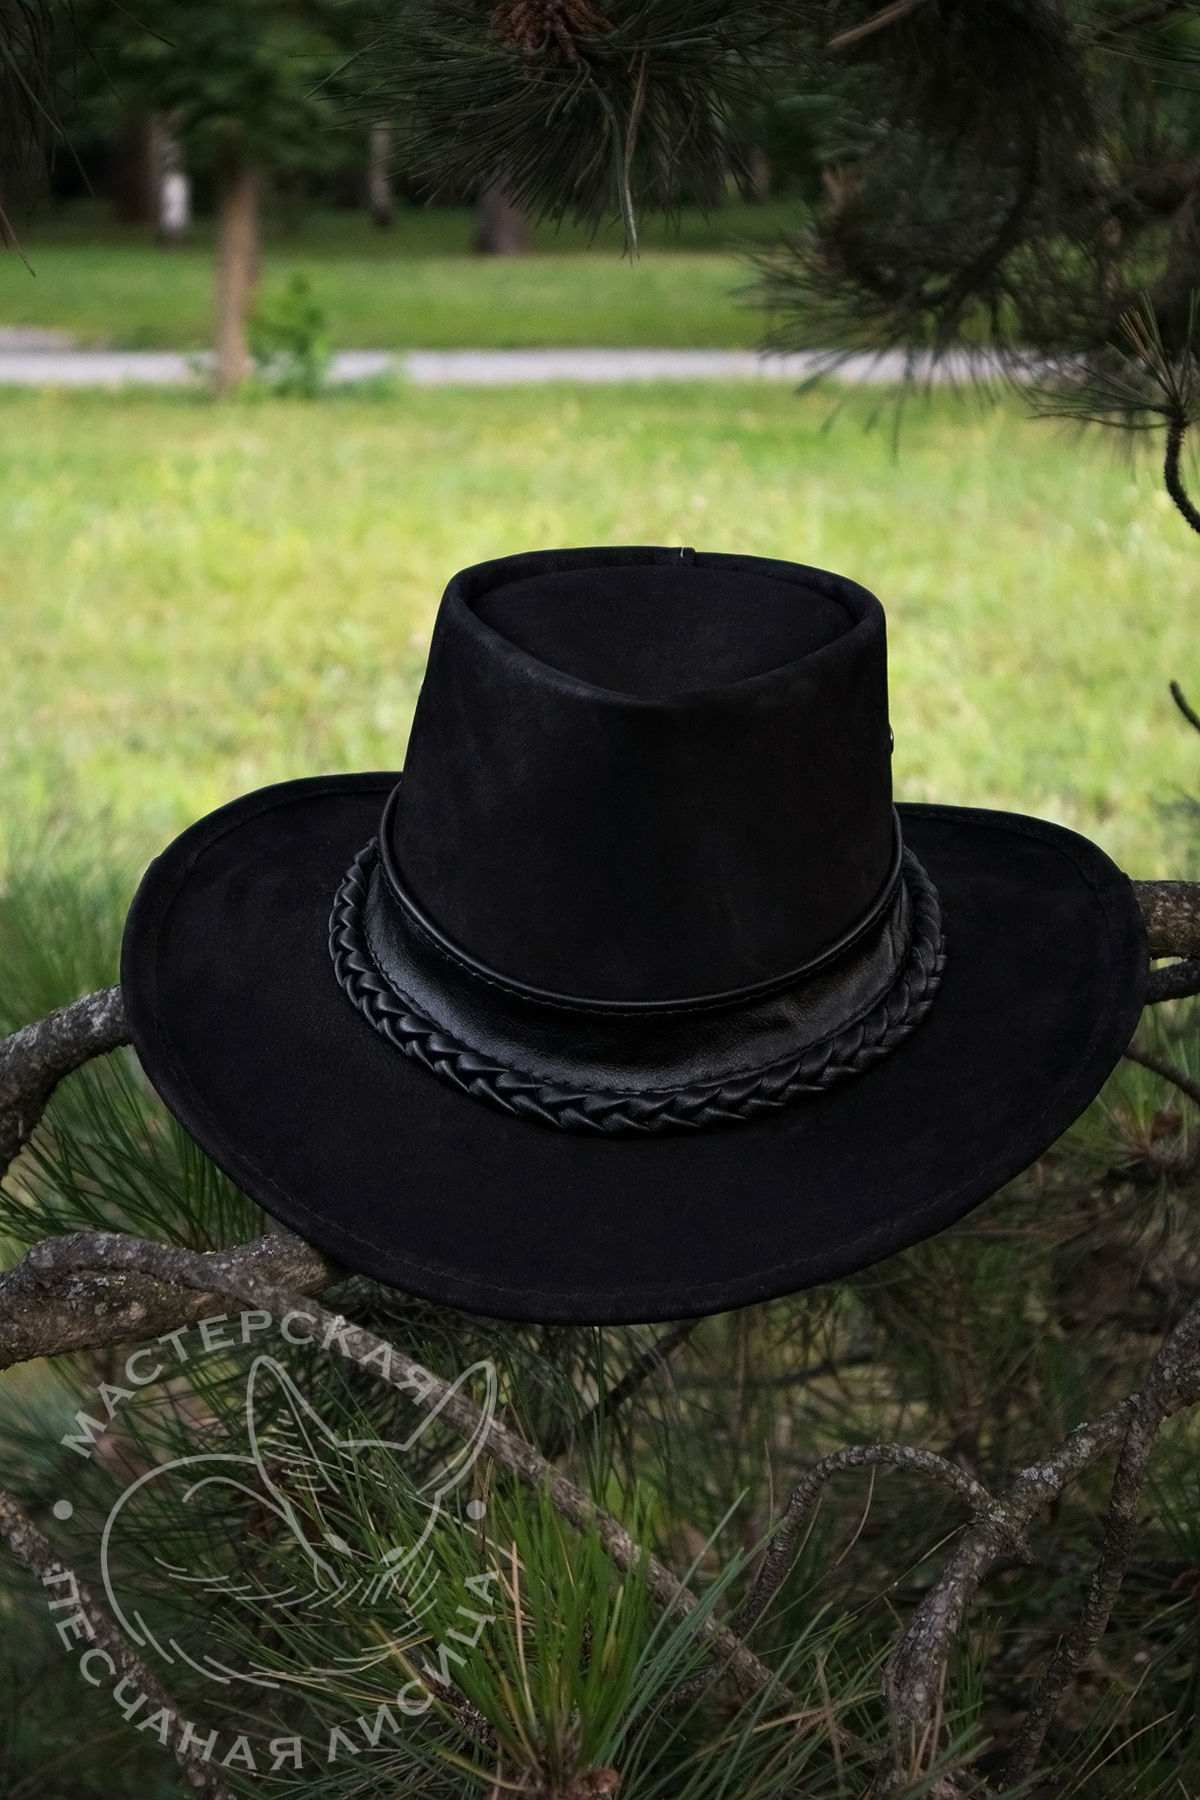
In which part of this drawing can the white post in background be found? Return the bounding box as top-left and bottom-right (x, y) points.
(156, 126), (192, 246)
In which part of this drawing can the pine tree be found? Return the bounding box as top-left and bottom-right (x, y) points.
(0, 0), (60, 239)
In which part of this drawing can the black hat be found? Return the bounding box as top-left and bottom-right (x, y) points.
(120, 547), (1147, 1324)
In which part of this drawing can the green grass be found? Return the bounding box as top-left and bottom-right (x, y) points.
(1, 381), (1197, 888)
(0, 202), (796, 350)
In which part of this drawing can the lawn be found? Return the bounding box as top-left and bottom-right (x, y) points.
(0, 381), (1196, 890)
(2, 377), (1199, 1800)
(0, 202), (795, 350)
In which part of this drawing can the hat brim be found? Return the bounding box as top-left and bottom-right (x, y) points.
(120, 775), (1147, 1324)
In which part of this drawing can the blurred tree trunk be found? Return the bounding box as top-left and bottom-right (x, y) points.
(114, 108), (157, 225)
(474, 176), (531, 254)
(214, 156), (261, 394)
(743, 146), (771, 202)
(367, 121), (394, 228)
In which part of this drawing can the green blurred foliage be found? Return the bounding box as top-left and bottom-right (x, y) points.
(249, 271), (333, 396)
(57, 0), (365, 181)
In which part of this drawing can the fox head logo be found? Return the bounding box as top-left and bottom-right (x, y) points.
(98, 1353), (498, 1688)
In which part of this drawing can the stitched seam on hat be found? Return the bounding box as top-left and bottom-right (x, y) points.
(144, 775), (398, 896)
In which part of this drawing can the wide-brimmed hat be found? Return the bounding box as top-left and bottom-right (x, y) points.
(121, 546), (1148, 1324)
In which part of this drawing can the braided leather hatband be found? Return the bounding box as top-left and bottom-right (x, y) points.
(328, 838), (946, 1137)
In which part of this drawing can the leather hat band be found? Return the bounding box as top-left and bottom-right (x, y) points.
(375, 782), (910, 1016)
(327, 818), (947, 1137)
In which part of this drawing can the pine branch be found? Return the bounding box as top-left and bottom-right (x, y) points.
(1132, 880), (1200, 957)
(356, 0), (795, 249)
(1170, 678), (1200, 734)
(1145, 958), (1200, 1002)
(14, 1234), (1178, 1795)
(1123, 1044), (1200, 1110)
(0, 1483), (236, 1798)
(0, 987), (129, 1181)
(827, 0), (931, 52)
(1164, 415), (1200, 536)
(1091, 0), (1195, 42)
(1000, 1293), (1200, 1784)
(543, 1317), (698, 1460)
(0, 1229), (333, 1370)
(730, 1444), (1003, 1642)
(873, 1395), (1140, 1793)
(11, 1229), (787, 1709)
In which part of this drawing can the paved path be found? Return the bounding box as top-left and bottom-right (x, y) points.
(0, 345), (1028, 388)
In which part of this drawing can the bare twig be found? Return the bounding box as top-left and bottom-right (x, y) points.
(1170, 678), (1200, 734)
(871, 1398), (1137, 1793)
(1164, 416), (1200, 537)
(543, 1318), (698, 1460)
(1146, 958), (1200, 1003)
(873, 1347), (1200, 1794)
(828, 0), (930, 52)
(730, 1444), (1000, 1641)
(619, 50), (649, 256)
(1001, 1296), (1200, 1784)
(1132, 880), (1200, 958)
(0, 987), (129, 1179)
(1123, 1043), (1200, 1109)
(0, 1483), (235, 1798)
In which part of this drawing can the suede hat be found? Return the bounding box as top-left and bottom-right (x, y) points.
(120, 546), (1148, 1324)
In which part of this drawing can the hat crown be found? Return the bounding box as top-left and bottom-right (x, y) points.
(387, 546), (893, 1003)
